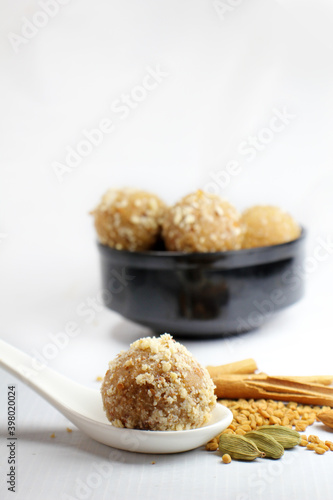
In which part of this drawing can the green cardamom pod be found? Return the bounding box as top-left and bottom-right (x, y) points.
(219, 434), (265, 461)
(256, 425), (301, 449)
(245, 431), (284, 459)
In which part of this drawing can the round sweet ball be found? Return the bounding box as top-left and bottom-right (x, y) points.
(101, 333), (216, 431)
(92, 188), (166, 251)
(162, 190), (243, 252)
(241, 205), (301, 249)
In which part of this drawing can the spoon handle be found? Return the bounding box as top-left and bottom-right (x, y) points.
(0, 339), (91, 412)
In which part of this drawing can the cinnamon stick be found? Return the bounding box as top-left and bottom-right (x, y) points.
(206, 358), (258, 378)
(275, 375), (333, 386)
(213, 374), (333, 407)
(250, 373), (333, 386)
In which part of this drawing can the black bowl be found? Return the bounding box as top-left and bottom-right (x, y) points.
(97, 230), (306, 338)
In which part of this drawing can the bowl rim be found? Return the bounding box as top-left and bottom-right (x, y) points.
(97, 228), (306, 270)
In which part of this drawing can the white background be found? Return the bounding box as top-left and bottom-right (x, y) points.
(1, 1), (333, 499)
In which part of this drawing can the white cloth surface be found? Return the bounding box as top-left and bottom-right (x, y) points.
(1, 0), (333, 499)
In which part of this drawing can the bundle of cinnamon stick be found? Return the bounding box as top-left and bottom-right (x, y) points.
(206, 358), (333, 407)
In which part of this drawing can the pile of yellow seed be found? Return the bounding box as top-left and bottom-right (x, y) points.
(299, 434), (333, 454)
(206, 398), (333, 456)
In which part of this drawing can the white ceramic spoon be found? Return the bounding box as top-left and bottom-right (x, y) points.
(0, 339), (233, 454)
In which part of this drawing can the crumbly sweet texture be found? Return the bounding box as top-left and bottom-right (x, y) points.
(101, 334), (216, 431)
(91, 188), (166, 251)
(162, 190), (243, 252)
(241, 205), (301, 249)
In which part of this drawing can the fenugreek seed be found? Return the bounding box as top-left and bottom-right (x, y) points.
(281, 416), (290, 426)
(258, 408), (270, 419)
(295, 421), (308, 432)
(314, 446), (326, 455)
(219, 434), (265, 461)
(240, 425), (252, 432)
(299, 440), (308, 447)
(206, 442), (219, 451)
(307, 443), (316, 450)
(286, 409), (295, 418)
(325, 441), (333, 451)
(222, 454), (232, 464)
(317, 443), (329, 452)
(256, 399), (266, 405)
(308, 435), (320, 444)
(235, 428), (246, 435)
(222, 429), (234, 434)
(269, 416), (281, 426)
(301, 435), (308, 441)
